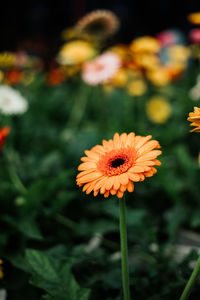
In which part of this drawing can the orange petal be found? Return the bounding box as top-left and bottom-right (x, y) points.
(137, 140), (160, 156)
(119, 173), (129, 185)
(94, 190), (99, 196)
(113, 176), (120, 190)
(110, 188), (117, 195)
(113, 132), (120, 148)
(128, 172), (140, 181)
(117, 190), (124, 198)
(120, 184), (127, 192)
(129, 166), (146, 173)
(104, 190), (110, 198)
(78, 172), (103, 184)
(126, 132), (135, 147)
(127, 180), (134, 192)
(78, 162), (97, 171)
(136, 150), (162, 161)
(85, 150), (100, 160)
(105, 176), (115, 190)
(135, 135), (152, 150)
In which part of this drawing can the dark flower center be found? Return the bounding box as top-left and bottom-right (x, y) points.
(111, 158), (125, 168)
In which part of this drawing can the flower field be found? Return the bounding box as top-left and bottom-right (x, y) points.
(1, 9), (200, 300)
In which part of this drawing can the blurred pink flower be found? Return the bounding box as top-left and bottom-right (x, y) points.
(82, 52), (121, 85)
(189, 28), (200, 43)
(156, 30), (178, 47)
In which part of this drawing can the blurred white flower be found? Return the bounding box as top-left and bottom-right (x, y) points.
(0, 85), (28, 115)
(0, 289), (7, 300)
(84, 232), (102, 253)
(189, 74), (200, 101)
(189, 85), (200, 101)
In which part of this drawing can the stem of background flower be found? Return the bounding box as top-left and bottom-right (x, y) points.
(119, 197), (131, 300)
(3, 149), (27, 195)
(67, 83), (91, 130)
(179, 256), (200, 300)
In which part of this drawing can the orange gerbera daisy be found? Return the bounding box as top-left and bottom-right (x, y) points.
(76, 132), (162, 198)
(187, 107), (200, 132)
(0, 127), (10, 149)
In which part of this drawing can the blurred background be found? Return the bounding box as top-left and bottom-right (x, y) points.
(1, 1), (200, 299)
(1, 0), (200, 62)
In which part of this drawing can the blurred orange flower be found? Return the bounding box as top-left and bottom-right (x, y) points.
(47, 68), (66, 86)
(0, 260), (3, 279)
(5, 69), (23, 85)
(187, 107), (200, 132)
(0, 127), (10, 149)
(188, 12), (200, 25)
(77, 132), (161, 198)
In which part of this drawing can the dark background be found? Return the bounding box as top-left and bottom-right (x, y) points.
(1, 0), (200, 58)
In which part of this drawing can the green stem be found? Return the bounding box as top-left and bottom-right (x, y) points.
(180, 256), (200, 300)
(119, 197), (131, 300)
(3, 149), (27, 195)
(67, 83), (91, 130)
(55, 213), (76, 230)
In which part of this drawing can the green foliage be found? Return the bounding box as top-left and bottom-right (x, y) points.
(25, 249), (90, 300)
(1, 69), (200, 299)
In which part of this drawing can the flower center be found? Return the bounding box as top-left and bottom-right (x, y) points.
(111, 158), (125, 168)
(97, 147), (136, 176)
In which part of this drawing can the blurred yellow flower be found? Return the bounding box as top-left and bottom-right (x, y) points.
(147, 67), (170, 86)
(110, 44), (132, 61)
(130, 36), (161, 54)
(188, 12), (200, 25)
(167, 45), (190, 64)
(0, 71), (4, 83)
(0, 52), (16, 68)
(134, 53), (160, 70)
(146, 97), (171, 123)
(58, 41), (96, 65)
(110, 68), (128, 87)
(127, 79), (147, 96)
(0, 260), (3, 279)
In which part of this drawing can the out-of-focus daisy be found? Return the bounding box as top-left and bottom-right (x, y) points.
(130, 36), (161, 54)
(133, 53), (160, 70)
(82, 52), (121, 86)
(146, 96), (171, 124)
(188, 12), (200, 25)
(0, 127), (10, 149)
(76, 132), (161, 198)
(75, 10), (120, 40)
(167, 45), (190, 65)
(189, 75), (200, 101)
(189, 28), (200, 44)
(58, 40), (96, 65)
(187, 107), (200, 132)
(189, 85), (200, 101)
(147, 67), (170, 86)
(5, 69), (23, 85)
(46, 68), (66, 86)
(127, 79), (147, 96)
(156, 30), (184, 47)
(109, 68), (128, 87)
(0, 85), (28, 115)
(0, 52), (16, 68)
(0, 260), (3, 279)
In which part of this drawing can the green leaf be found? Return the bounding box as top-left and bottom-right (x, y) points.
(25, 249), (91, 300)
